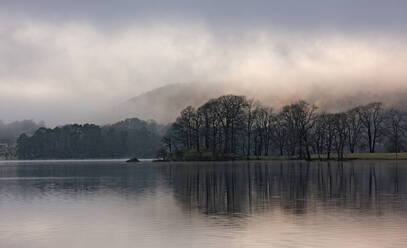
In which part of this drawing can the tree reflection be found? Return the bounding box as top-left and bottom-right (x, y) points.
(163, 161), (407, 215)
(1, 161), (406, 217)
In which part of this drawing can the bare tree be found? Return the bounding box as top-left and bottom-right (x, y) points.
(271, 112), (288, 156)
(162, 127), (176, 153)
(191, 110), (203, 152)
(332, 113), (348, 160)
(244, 99), (256, 159)
(174, 106), (196, 149)
(312, 113), (327, 160)
(252, 105), (273, 157)
(280, 105), (297, 157)
(281, 101), (317, 160)
(217, 95), (248, 154)
(322, 113), (335, 160)
(198, 99), (221, 157)
(359, 102), (385, 153)
(346, 107), (363, 153)
(385, 108), (406, 159)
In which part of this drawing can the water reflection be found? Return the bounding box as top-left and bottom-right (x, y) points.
(0, 160), (407, 248)
(1, 161), (406, 215)
(163, 161), (407, 215)
(0, 162), (166, 201)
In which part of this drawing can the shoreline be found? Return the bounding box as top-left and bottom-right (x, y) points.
(152, 152), (407, 162)
(2, 153), (407, 162)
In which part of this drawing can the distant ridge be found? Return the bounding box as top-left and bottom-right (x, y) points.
(98, 82), (231, 124)
(97, 82), (407, 124)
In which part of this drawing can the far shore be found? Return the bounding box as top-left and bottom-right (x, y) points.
(152, 152), (407, 162)
(2, 153), (407, 162)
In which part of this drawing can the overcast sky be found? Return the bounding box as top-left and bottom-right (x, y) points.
(1, 0), (407, 125)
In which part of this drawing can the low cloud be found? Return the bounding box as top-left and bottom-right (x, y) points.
(1, 18), (407, 125)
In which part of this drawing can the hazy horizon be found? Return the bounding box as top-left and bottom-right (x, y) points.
(1, 0), (407, 125)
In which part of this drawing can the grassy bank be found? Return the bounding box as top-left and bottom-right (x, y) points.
(252, 153), (407, 161)
(162, 149), (407, 162)
(342, 152), (407, 160)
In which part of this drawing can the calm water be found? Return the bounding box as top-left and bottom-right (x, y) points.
(1, 160), (407, 248)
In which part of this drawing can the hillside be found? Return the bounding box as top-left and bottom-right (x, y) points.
(98, 82), (407, 125)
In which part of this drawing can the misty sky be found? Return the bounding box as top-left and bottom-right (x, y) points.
(1, 0), (407, 125)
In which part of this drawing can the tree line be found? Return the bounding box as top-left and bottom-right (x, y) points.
(17, 118), (165, 159)
(161, 95), (407, 160)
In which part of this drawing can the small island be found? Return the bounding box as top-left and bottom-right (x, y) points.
(126, 157), (140, 163)
(158, 95), (407, 162)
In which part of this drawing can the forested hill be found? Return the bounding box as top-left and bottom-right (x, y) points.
(16, 118), (166, 159)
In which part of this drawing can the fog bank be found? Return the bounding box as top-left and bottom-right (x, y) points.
(1, 14), (407, 124)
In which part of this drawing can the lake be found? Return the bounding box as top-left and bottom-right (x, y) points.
(0, 160), (406, 247)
